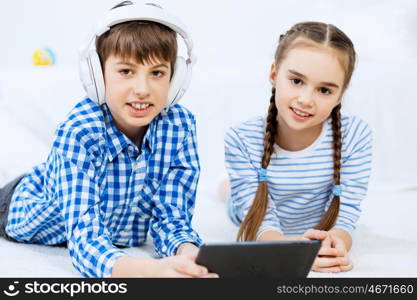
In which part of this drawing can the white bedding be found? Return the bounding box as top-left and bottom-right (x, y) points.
(0, 178), (416, 277)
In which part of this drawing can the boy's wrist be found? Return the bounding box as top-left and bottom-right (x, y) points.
(176, 242), (198, 256)
(111, 256), (155, 278)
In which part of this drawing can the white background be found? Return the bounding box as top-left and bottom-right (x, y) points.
(0, 0), (417, 278)
(1, 0), (417, 191)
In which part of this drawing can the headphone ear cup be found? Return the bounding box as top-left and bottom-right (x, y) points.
(89, 51), (106, 104)
(79, 50), (105, 104)
(167, 56), (188, 106)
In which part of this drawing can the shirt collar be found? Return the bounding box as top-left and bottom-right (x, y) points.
(102, 104), (156, 162)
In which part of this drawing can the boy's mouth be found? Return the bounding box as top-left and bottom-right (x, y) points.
(128, 102), (152, 110)
(127, 102), (153, 117)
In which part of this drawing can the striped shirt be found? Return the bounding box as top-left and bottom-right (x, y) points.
(224, 115), (372, 238)
(6, 98), (202, 277)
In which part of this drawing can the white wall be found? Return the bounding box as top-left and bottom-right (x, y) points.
(1, 0), (416, 190)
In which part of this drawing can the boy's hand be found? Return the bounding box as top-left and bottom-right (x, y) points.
(176, 242), (219, 278)
(152, 255), (214, 278)
(112, 255), (218, 278)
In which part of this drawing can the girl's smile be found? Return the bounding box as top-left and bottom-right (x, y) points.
(269, 43), (345, 151)
(290, 106), (314, 121)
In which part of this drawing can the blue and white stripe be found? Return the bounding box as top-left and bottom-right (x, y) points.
(225, 115), (372, 238)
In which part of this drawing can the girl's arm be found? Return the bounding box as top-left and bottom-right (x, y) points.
(332, 118), (373, 238)
(257, 230), (298, 241)
(257, 229), (328, 242)
(224, 127), (283, 239)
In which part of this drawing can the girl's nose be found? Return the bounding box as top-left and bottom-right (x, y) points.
(297, 89), (314, 106)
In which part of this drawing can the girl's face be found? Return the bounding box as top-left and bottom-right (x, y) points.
(270, 45), (346, 138)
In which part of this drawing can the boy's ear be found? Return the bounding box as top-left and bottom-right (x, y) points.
(269, 63), (277, 86)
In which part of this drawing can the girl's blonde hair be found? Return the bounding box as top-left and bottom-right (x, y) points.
(237, 22), (356, 241)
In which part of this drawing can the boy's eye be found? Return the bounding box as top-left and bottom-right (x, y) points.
(291, 78), (303, 85)
(119, 69), (133, 75)
(319, 87), (331, 95)
(151, 70), (165, 77)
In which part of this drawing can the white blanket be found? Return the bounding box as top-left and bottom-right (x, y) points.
(1, 182), (416, 277)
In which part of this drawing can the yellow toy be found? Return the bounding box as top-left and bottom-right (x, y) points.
(32, 48), (56, 66)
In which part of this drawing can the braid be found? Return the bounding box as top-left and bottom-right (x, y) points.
(237, 88), (278, 241)
(262, 88), (278, 167)
(332, 104), (342, 185)
(315, 104), (342, 230)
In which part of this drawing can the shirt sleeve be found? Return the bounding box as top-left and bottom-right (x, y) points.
(149, 120), (202, 257)
(224, 127), (282, 239)
(332, 119), (373, 235)
(53, 127), (125, 278)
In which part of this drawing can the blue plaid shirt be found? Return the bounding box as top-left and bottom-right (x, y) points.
(6, 98), (202, 277)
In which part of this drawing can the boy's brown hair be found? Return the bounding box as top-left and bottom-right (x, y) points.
(96, 2), (177, 76)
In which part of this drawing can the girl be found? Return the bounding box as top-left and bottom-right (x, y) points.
(224, 22), (372, 273)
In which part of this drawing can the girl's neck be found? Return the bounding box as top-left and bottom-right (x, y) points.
(276, 121), (323, 152)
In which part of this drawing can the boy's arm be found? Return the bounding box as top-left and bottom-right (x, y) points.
(149, 119), (202, 257)
(53, 129), (125, 278)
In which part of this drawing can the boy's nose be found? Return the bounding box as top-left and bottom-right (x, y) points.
(133, 76), (150, 98)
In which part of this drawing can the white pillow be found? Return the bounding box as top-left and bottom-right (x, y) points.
(0, 67), (85, 147)
(0, 109), (50, 185)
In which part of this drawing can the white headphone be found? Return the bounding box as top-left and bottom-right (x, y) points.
(78, 2), (195, 106)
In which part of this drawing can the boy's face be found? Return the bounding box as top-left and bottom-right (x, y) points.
(103, 54), (171, 141)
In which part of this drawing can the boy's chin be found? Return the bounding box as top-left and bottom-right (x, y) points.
(124, 105), (163, 126)
(128, 116), (154, 128)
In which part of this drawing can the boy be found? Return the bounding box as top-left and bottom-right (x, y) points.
(0, 1), (215, 278)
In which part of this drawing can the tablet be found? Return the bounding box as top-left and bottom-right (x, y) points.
(195, 240), (321, 278)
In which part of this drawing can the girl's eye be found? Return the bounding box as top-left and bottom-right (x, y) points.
(291, 78), (303, 85)
(119, 69), (132, 76)
(152, 70), (165, 77)
(319, 87), (331, 95)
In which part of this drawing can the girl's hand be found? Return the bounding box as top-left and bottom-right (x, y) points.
(329, 234), (353, 272)
(311, 233), (353, 273)
(301, 229), (328, 242)
(301, 229), (341, 273)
